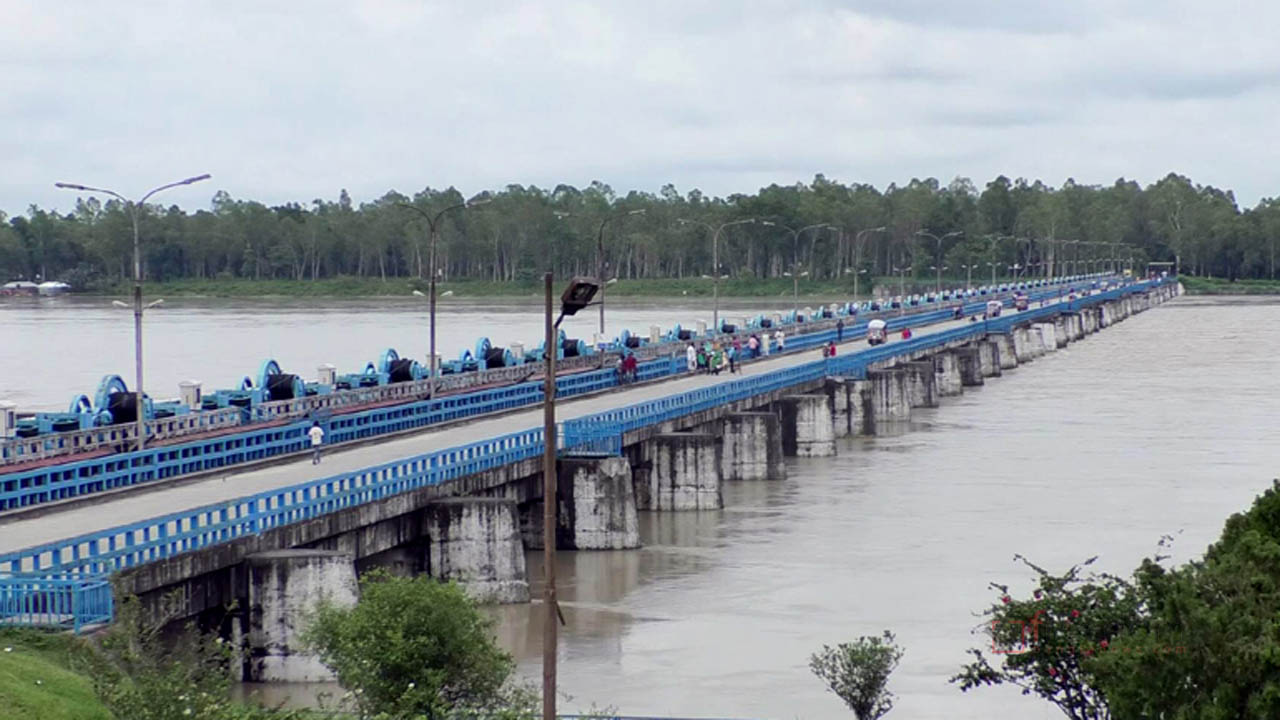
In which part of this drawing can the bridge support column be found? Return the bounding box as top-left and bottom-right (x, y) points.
(1034, 323), (1058, 354)
(830, 379), (874, 436)
(525, 456), (641, 550)
(977, 341), (1003, 377)
(722, 412), (786, 480)
(1012, 327), (1036, 364)
(425, 498), (529, 604)
(866, 369), (910, 431)
(903, 361), (939, 408)
(992, 334), (1019, 369)
(246, 550), (359, 683)
(933, 352), (964, 397)
(1051, 317), (1070, 348)
(776, 395), (836, 456)
(633, 433), (724, 510)
(956, 347), (984, 387)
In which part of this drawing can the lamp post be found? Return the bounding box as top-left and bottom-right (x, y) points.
(539, 274), (599, 720)
(916, 230), (963, 293)
(761, 221), (830, 315)
(398, 194), (489, 400)
(852, 226), (888, 299)
(677, 217), (755, 332)
(593, 209), (646, 341)
(959, 263), (978, 289)
(56, 173), (211, 452)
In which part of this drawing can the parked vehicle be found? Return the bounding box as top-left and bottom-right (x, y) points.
(866, 318), (887, 345)
(1014, 293), (1029, 311)
(985, 300), (1003, 318)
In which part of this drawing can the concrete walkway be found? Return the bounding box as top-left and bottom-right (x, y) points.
(0, 301), (1055, 555)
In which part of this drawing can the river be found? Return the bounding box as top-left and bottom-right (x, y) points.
(8, 294), (1273, 718)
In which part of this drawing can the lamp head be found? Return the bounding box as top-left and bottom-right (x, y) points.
(559, 276), (600, 316)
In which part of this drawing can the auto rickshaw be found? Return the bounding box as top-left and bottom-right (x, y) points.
(866, 318), (888, 345)
(1014, 293), (1029, 311)
(985, 300), (1003, 319)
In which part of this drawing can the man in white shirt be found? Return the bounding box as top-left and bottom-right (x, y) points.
(774, 329), (786, 352)
(686, 343), (697, 373)
(308, 421), (325, 464)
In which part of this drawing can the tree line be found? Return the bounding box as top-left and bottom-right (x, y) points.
(3, 172), (1278, 290)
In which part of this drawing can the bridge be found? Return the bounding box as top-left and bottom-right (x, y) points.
(0, 276), (1177, 682)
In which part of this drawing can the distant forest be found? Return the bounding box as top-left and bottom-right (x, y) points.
(2, 173), (1276, 289)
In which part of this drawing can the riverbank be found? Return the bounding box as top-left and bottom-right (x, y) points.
(1179, 276), (1280, 295)
(0, 629), (108, 720)
(90, 276), (941, 299)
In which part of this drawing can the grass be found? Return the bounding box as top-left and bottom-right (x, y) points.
(0, 629), (110, 720)
(92, 274), (978, 299)
(1180, 276), (1280, 295)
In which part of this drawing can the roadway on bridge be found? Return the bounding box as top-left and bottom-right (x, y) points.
(0, 299), (1067, 555)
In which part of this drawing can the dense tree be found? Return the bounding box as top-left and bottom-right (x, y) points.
(8, 173), (1276, 289)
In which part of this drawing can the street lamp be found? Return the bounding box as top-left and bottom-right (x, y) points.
(959, 263), (979, 289)
(56, 173), (211, 452)
(398, 193), (490, 400)
(594, 209), (646, 341)
(892, 265), (912, 300)
(677, 217), (755, 331)
(761, 221), (831, 315)
(851, 226), (888, 299)
(540, 273), (599, 720)
(916, 230), (963, 293)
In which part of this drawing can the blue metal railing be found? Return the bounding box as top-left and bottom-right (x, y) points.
(0, 572), (113, 633)
(0, 280), (1163, 630)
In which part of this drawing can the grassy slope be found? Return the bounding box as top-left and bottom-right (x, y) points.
(1180, 276), (1280, 295)
(0, 630), (110, 720)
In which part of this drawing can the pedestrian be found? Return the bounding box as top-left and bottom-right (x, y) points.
(902, 327), (913, 340)
(828, 341), (837, 357)
(686, 343), (697, 373)
(774, 328), (786, 352)
(727, 344), (738, 374)
(747, 334), (760, 358)
(836, 318), (844, 342)
(696, 347), (708, 373)
(308, 421), (325, 464)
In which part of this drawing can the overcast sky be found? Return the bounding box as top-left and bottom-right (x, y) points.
(4, 0), (1277, 215)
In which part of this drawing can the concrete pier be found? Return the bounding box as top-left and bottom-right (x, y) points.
(634, 433), (724, 510)
(903, 361), (939, 408)
(424, 498), (529, 604)
(992, 334), (1019, 370)
(721, 412), (786, 480)
(246, 550), (359, 683)
(955, 347), (984, 387)
(866, 369), (911, 431)
(550, 456), (640, 550)
(1051, 317), (1070, 348)
(933, 352), (964, 397)
(1011, 327), (1036, 364)
(978, 340), (1003, 377)
(776, 395), (836, 457)
(829, 379), (873, 437)
(1035, 323), (1059, 353)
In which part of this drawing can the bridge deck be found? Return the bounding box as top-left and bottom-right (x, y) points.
(0, 296), (1074, 558)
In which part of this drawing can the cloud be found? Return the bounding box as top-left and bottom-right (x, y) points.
(1, 0), (1277, 215)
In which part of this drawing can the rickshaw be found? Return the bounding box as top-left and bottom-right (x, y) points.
(1014, 293), (1029, 311)
(866, 318), (888, 345)
(985, 300), (1003, 319)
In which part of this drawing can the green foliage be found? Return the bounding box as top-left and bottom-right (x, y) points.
(809, 631), (904, 719)
(952, 555), (1142, 720)
(304, 570), (529, 720)
(0, 628), (111, 720)
(82, 596), (310, 720)
(1090, 481), (1280, 719)
(14, 172), (1276, 291)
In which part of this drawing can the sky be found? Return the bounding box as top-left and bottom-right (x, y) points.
(3, 0), (1277, 215)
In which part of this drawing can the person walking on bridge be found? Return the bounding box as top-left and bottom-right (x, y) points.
(308, 421), (325, 464)
(774, 328), (786, 353)
(686, 343), (697, 373)
(836, 318), (845, 342)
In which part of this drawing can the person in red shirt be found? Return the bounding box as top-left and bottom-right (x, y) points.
(902, 327), (913, 340)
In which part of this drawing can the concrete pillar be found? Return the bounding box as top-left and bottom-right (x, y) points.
(903, 360), (939, 408)
(866, 369), (911, 433)
(424, 498), (530, 603)
(530, 456), (641, 550)
(635, 433), (723, 511)
(722, 412), (786, 480)
(956, 346), (984, 387)
(776, 394), (836, 456)
(829, 379), (874, 436)
(978, 340), (1003, 377)
(1011, 327), (1035, 364)
(246, 550), (359, 683)
(992, 334), (1019, 369)
(933, 352), (964, 397)
(1034, 323), (1058, 354)
(1051, 317), (1070, 348)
